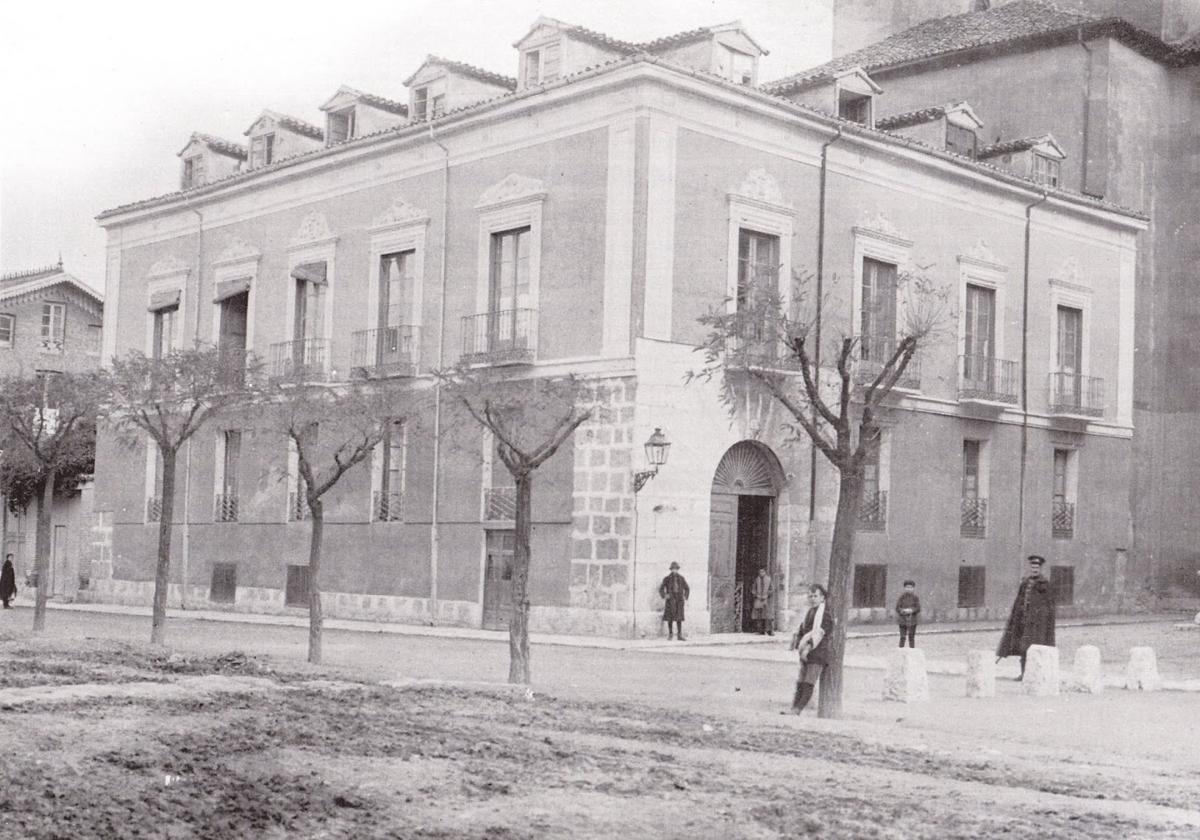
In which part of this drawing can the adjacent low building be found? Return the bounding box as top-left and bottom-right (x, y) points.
(91, 17), (1144, 635)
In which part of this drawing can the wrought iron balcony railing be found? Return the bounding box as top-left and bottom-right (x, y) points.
(352, 326), (420, 378)
(373, 491), (402, 522)
(268, 338), (330, 382)
(39, 336), (65, 354)
(214, 493), (239, 523)
(1047, 372), (1104, 418)
(854, 334), (921, 390)
(857, 489), (887, 531)
(146, 496), (162, 523)
(217, 348), (250, 390)
(461, 309), (537, 365)
(961, 497), (987, 538)
(288, 492), (309, 522)
(1052, 500), (1075, 539)
(484, 486), (517, 520)
(958, 355), (1019, 405)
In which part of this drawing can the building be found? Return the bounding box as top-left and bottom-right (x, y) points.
(0, 261), (105, 596)
(91, 16), (1142, 636)
(811, 0), (1200, 600)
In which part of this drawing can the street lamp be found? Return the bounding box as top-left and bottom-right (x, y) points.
(633, 428), (671, 493)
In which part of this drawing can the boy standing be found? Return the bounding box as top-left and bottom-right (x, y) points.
(895, 579), (920, 648)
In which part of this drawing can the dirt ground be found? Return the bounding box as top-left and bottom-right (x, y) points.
(2, 636), (1199, 840)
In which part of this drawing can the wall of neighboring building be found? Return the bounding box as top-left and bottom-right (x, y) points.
(0, 288), (102, 376)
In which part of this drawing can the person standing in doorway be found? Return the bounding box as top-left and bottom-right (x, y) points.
(895, 579), (921, 647)
(0, 554), (16, 609)
(659, 562), (690, 641)
(996, 555), (1056, 679)
(787, 584), (832, 714)
(751, 567), (774, 635)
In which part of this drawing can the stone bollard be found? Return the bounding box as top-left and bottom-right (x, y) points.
(965, 650), (996, 698)
(1125, 647), (1162, 691)
(1022, 645), (1060, 696)
(882, 648), (930, 703)
(1068, 645), (1104, 694)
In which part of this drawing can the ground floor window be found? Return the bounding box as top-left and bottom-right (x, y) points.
(957, 566), (985, 608)
(852, 564), (887, 608)
(1051, 565), (1074, 606)
(210, 563), (237, 604)
(482, 530), (515, 631)
(285, 564), (310, 607)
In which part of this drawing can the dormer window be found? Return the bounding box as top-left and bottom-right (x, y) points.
(523, 43), (562, 85)
(182, 155), (206, 189)
(327, 108), (356, 144)
(946, 123), (978, 158)
(838, 90), (872, 125)
(1032, 154), (1061, 187)
(413, 86), (445, 120)
(723, 46), (755, 85)
(250, 133), (275, 168)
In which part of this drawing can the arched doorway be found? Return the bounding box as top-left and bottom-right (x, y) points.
(708, 441), (785, 633)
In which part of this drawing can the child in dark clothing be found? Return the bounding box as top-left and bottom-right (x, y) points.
(896, 579), (920, 648)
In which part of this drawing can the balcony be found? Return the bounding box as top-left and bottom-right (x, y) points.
(1047, 372), (1104, 419)
(288, 492), (309, 523)
(728, 320), (800, 371)
(352, 326), (420, 379)
(484, 486), (516, 521)
(373, 491), (403, 522)
(857, 489), (887, 531)
(217, 348), (250, 390)
(214, 493), (239, 523)
(268, 338), (330, 382)
(961, 497), (987, 538)
(39, 335), (64, 355)
(854, 334), (921, 391)
(461, 309), (537, 366)
(146, 496), (162, 523)
(1052, 500), (1075, 539)
(958, 355), (1018, 407)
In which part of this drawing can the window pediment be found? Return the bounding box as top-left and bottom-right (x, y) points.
(475, 174), (547, 210)
(213, 237), (261, 268)
(148, 256), (190, 280)
(728, 168), (792, 215)
(370, 197), (430, 232)
(853, 211), (911, 248)
(289, 211), (337, 249)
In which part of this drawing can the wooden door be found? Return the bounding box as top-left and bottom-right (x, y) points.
(482, 530), (515, 630)
(708, 494), (738, 633)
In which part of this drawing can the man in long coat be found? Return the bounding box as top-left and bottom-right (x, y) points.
(996, 554), (1056, 678)
(659, 562), (690, 641)
(0, 554), (17, 609)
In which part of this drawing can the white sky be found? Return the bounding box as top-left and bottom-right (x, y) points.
(0, 0), (832, 292)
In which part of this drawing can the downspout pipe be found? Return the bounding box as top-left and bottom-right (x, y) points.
(1018, 190), (1049, 553)
(810, 126), (844, 524)
(181, 205), (204, 609)
(427, 121), (450, 625)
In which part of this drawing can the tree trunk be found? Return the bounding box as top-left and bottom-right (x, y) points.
(31, 471), (54, 633)
(150, 448), (177, 646)
(307, 498), (325, 665)
(508, 471), (533, 685)
(818, 466), (862, 719)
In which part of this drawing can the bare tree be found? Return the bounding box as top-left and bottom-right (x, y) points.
(256, 375), (424, 664)
(437, 367), (595, 684)
(103, 347), (249, 645)
(693, 270), (949, 718)
(0, 371), (102, 631)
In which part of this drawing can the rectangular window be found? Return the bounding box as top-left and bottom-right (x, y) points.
(838, 91), (871, 125)
(964, 284), (995, 360)
(327, 108), (355, 143)
(524, 49), (541, 83)
(1052, 448), (1075, 539)
(379, 251), (414, 330)
(285, 564), (310, 607)
(431, 94), (445, 118)
(413, 87), (428, 120)
(1052, 448), (1069, 504)
(961, 439), (987, 538)
(152, 306), (178, 359)
(736, 229), (780, 312)
(375, 419), (405, 522)
(294, 270), (326, 342)
(946, 123), (977, 158)
(183, 155), (205, 188)
(726, 47), (754, 84)
(962, 440), (980, 500)
(41, 303), (66, 353)
(852, 564), (887, 608)
(0, 314), (13, 348)
(957, 566), (986, 608)
(1032, 154), (1061, 187)
(1050, 566), (1074, 606)
(541, 43), (561, 82)
(289, 422), (319, 522)
(857, 431), (887, 531)
(860, 258), (897, 360)
(210, 563), (237, 604)
(216, 430), (241, 522)
(489, 227), (531, 313)
(250, 133), (275, 167)
(1056, 306), (1082, 374)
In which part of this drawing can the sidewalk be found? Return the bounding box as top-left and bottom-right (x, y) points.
(33, 600), (1195, 688)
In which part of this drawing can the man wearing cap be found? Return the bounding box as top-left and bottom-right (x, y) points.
(996, 554), (1057, 679)
(659, 562), (690, 641)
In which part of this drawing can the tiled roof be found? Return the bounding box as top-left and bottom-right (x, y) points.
(0, 264), (103, 304)
(763, 0), (1186, 93)
(246, 110), (324, 140)
(519, 17), (765, 56)
(97, 53), (1146, 224)
(0, 261), (63, 289)
(876, 106), (954, 131)
(643, 21), (768, 55)
(179, 132), (247, 159)
(355, 90), (409, 116)
(551, 21), (639, 54)
(405, 55), (517, 90)
(978, 134), (1061, 159)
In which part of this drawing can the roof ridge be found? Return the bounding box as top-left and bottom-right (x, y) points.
(0, 260), (63, 282)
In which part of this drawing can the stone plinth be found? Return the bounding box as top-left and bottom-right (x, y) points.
(965, 650), (996, 698)
(1125, 647), (1162, 691)
(1067, 645), (1103, 693)
(882, 648), (929, 703)
(1022, 645), (1060, 697)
